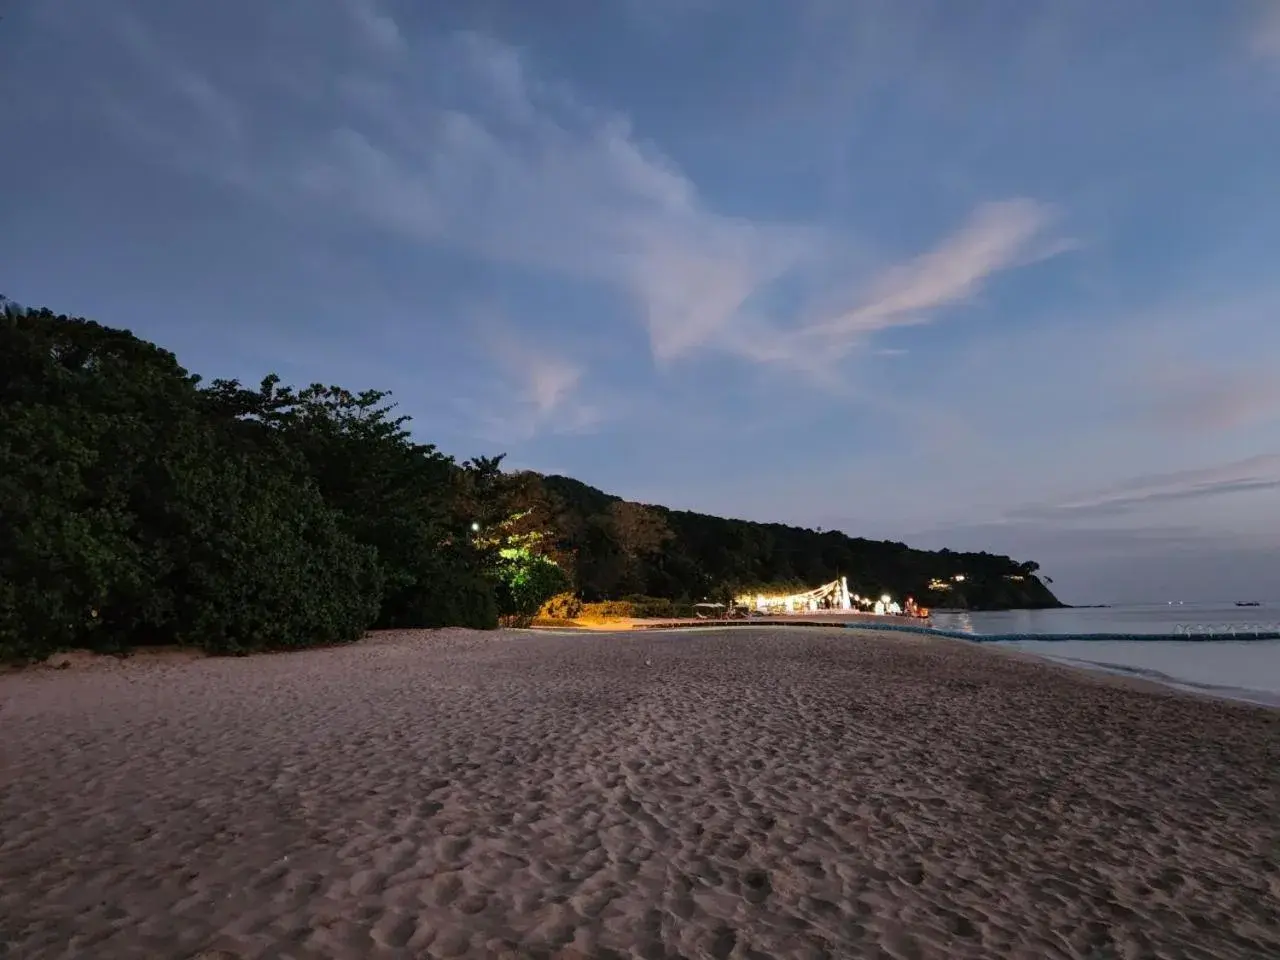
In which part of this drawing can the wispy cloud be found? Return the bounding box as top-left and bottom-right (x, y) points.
(94, 4), (1061, 378)
(815, 201), (1054, 340)
(723, 199), (1062, 379)
(913, 520), (1226, 556)
(280, 27), (823, 366)
(790, 199), (1061, 364)
(459, 311), (603, 444)
(100, 9), (246, 176)
(1012, 453), (1280, 520)
(1248, 0), (1280, 60)
(343, 0), (405, 57)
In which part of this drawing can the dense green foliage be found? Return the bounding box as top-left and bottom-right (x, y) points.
(529, 475), (1063, 611)
(0, 304), (540, 660)
(1, 302), (1058, 660)
(494, 548), (570, 626)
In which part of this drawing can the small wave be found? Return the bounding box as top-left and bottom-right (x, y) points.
(1173, 622), (1280, 636)
(842, 622), (1280, 643)
(1048, 656), (1175, 682)
(1040, 654), (1280, 708)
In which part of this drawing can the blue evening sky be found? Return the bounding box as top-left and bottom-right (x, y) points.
(3, 0), (1279, 603)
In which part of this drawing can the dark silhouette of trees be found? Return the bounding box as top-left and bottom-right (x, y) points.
(1, 306), (383, 658)
(1, 301), (1060, 661)
(533, 475), (1062, 611)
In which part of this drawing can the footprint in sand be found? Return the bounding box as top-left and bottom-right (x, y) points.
(741, 869), (772, 904)
(429, 872), (464, 907)
(670, 892), (696, 920)
(807, 896), (839, 918)
(945, 912), (980, 939)
(437, 835), (472, 861)
(456, 891), (490, 915)
(708, 926), (738, 959)
(899, 861), (925, 886)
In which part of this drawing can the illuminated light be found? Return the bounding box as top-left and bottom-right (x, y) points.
(470, 522), (481, 532)
(953, 574), (966, 582)
(880, 594), (891, 604)
(734, 578), (856, 613)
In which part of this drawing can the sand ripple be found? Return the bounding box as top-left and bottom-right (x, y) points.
(1, 628), (1277, 959)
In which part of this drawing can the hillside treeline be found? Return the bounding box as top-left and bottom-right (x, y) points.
(1, 303), (1059, 660)
(525, 475), (1063, 611)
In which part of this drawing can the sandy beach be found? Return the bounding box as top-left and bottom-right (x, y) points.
(2, 628), (1277, 960)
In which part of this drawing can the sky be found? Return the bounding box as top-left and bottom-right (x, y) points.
(2, 0), (1280, 604)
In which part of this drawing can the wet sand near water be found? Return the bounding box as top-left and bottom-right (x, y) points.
(2, 627), (1277, 959)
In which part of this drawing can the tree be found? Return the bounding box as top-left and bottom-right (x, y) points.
(1, 298), (1063, 662)
(493, 548), (569, 624)
(201, 376), (496, 629)
(610, 501), (672, 556)
(533, 475), (1063, 611)
(0, 307), (382, 659)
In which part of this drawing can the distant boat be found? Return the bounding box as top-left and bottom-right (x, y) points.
(1235, 601), (1261, 607)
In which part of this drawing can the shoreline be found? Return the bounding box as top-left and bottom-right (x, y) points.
(1007, 645), (1280, 711)
(12, 620), (1279, 712)
(540, 618), (1280, 712)
(933, 632), (1280, 713)
(3, 627), (1277, 958)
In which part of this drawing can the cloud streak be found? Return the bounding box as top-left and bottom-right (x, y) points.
(100, 8), (247, 177)
(460, 310), (603, 444)
(762, 199), (1062, 368)
(1012, 454), (1280, 520)
(1248, 0), (1280, 60)
(96, 3), (1062, 378)
(814, 200), (1054, 339)
(284, 28), (823, 367)
(343, 0), (405, 57)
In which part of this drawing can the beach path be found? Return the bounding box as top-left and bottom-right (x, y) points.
(2, 628), (1277, 959)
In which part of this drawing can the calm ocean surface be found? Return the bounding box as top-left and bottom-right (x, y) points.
(928, 603), (1280, 708)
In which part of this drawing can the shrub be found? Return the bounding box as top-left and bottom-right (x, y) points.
(494, 549), (569, 620)
(538, 592), (583, 620)
(635, 597), (676, 618)
(389, 566), (499, 630)
(574, 597), (692, 620)
(580, 600), (635, 619)
(171, 463), (384, 656)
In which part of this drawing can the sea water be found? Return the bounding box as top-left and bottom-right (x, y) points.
(928, 603), (1280, 708)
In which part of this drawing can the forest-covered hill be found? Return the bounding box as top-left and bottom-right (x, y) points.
(1, 301), (1058, 660)
(529, 475), (1063, 611)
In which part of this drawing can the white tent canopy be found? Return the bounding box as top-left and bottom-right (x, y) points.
(737, 577), (853, 614)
